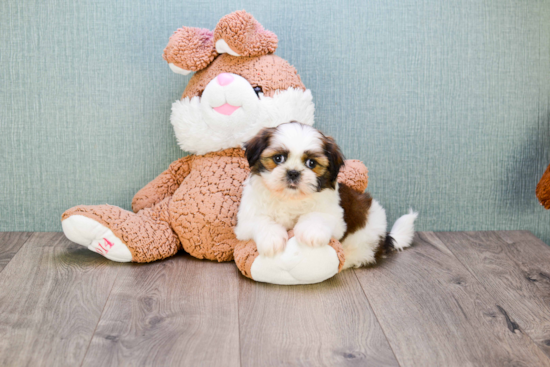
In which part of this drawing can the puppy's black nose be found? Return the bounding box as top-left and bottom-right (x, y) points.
(287, 170), (301, 181)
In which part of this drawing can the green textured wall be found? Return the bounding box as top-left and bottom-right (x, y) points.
(2, 1), (550, 243)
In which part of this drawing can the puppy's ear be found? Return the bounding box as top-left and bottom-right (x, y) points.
(322, 136), (346, 185)
(244, 128), (276, 169)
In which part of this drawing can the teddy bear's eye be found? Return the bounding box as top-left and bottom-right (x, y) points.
(253, 86), (263, 97)
(305, 159), (317, 169)
(273, 155), (285, 164)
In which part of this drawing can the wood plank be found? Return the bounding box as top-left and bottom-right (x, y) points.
(497, 231), (550, 306)
(0, 232), (124, 367)
(238, 269), (399, 367)
(81, 254), (241, 367)
(355, 232), (550, 367)
(0, 232), (32, 272)
(435, 230), (550, 357)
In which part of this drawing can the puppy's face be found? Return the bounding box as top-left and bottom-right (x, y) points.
(245, 122), (345, 199)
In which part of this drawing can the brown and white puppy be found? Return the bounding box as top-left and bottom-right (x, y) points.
(235, 122), (418, 268)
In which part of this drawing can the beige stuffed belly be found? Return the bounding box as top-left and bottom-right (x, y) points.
(169, 155), (249, 261)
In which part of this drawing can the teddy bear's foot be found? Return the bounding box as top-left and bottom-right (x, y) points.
(62, 199), (181, 263)
(62, 215), (132, 262)
(234, 232), (346, 285)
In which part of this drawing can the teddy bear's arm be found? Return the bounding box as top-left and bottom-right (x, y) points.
(131, 155), (194, 213)
(338, 159), (369, 193)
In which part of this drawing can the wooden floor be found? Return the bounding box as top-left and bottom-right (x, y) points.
(1, 231), (550, 366)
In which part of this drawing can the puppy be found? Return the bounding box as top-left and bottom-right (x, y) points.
(235, 122), (418, 269)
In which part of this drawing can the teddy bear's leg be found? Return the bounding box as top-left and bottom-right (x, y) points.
(62, 198), (180, 263)
(233, 240), (258, 279)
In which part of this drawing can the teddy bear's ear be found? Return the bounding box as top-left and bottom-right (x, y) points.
(163, 27), (218, 75)
(213, 10), (278, 57)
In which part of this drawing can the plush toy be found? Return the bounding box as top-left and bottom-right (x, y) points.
(537, 164), (550, 209)
(61, 11), (369, 285)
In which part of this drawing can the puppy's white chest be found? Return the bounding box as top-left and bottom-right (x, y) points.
(260, 190), (338, 230)
(266, 204), (309, 230)
(240, 175), (343, 231)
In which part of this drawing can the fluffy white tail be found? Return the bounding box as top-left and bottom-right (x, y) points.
(342, 202), (418, 269)
(389, 209), (418, 250)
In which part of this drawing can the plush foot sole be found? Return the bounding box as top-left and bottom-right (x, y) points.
(62, 215), (132, 262)
(250, 237), (340, 285)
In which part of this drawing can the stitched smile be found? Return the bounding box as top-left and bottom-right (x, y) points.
(213, 103), (240, 116)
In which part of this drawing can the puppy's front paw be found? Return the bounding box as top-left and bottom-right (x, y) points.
(255, 226), (289, 257)
(294, 221), (332, 248)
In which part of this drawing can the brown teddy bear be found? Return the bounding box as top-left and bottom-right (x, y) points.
(61, 11), (369, 284)
(537, 164), (550, 208)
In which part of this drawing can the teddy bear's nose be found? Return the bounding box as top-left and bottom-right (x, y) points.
(217, 73), (234, 86)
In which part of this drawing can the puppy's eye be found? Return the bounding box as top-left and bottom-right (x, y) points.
(253, 86), (263, 97)
(305, 159), (317, 169)
(273, 155), (286, 164)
